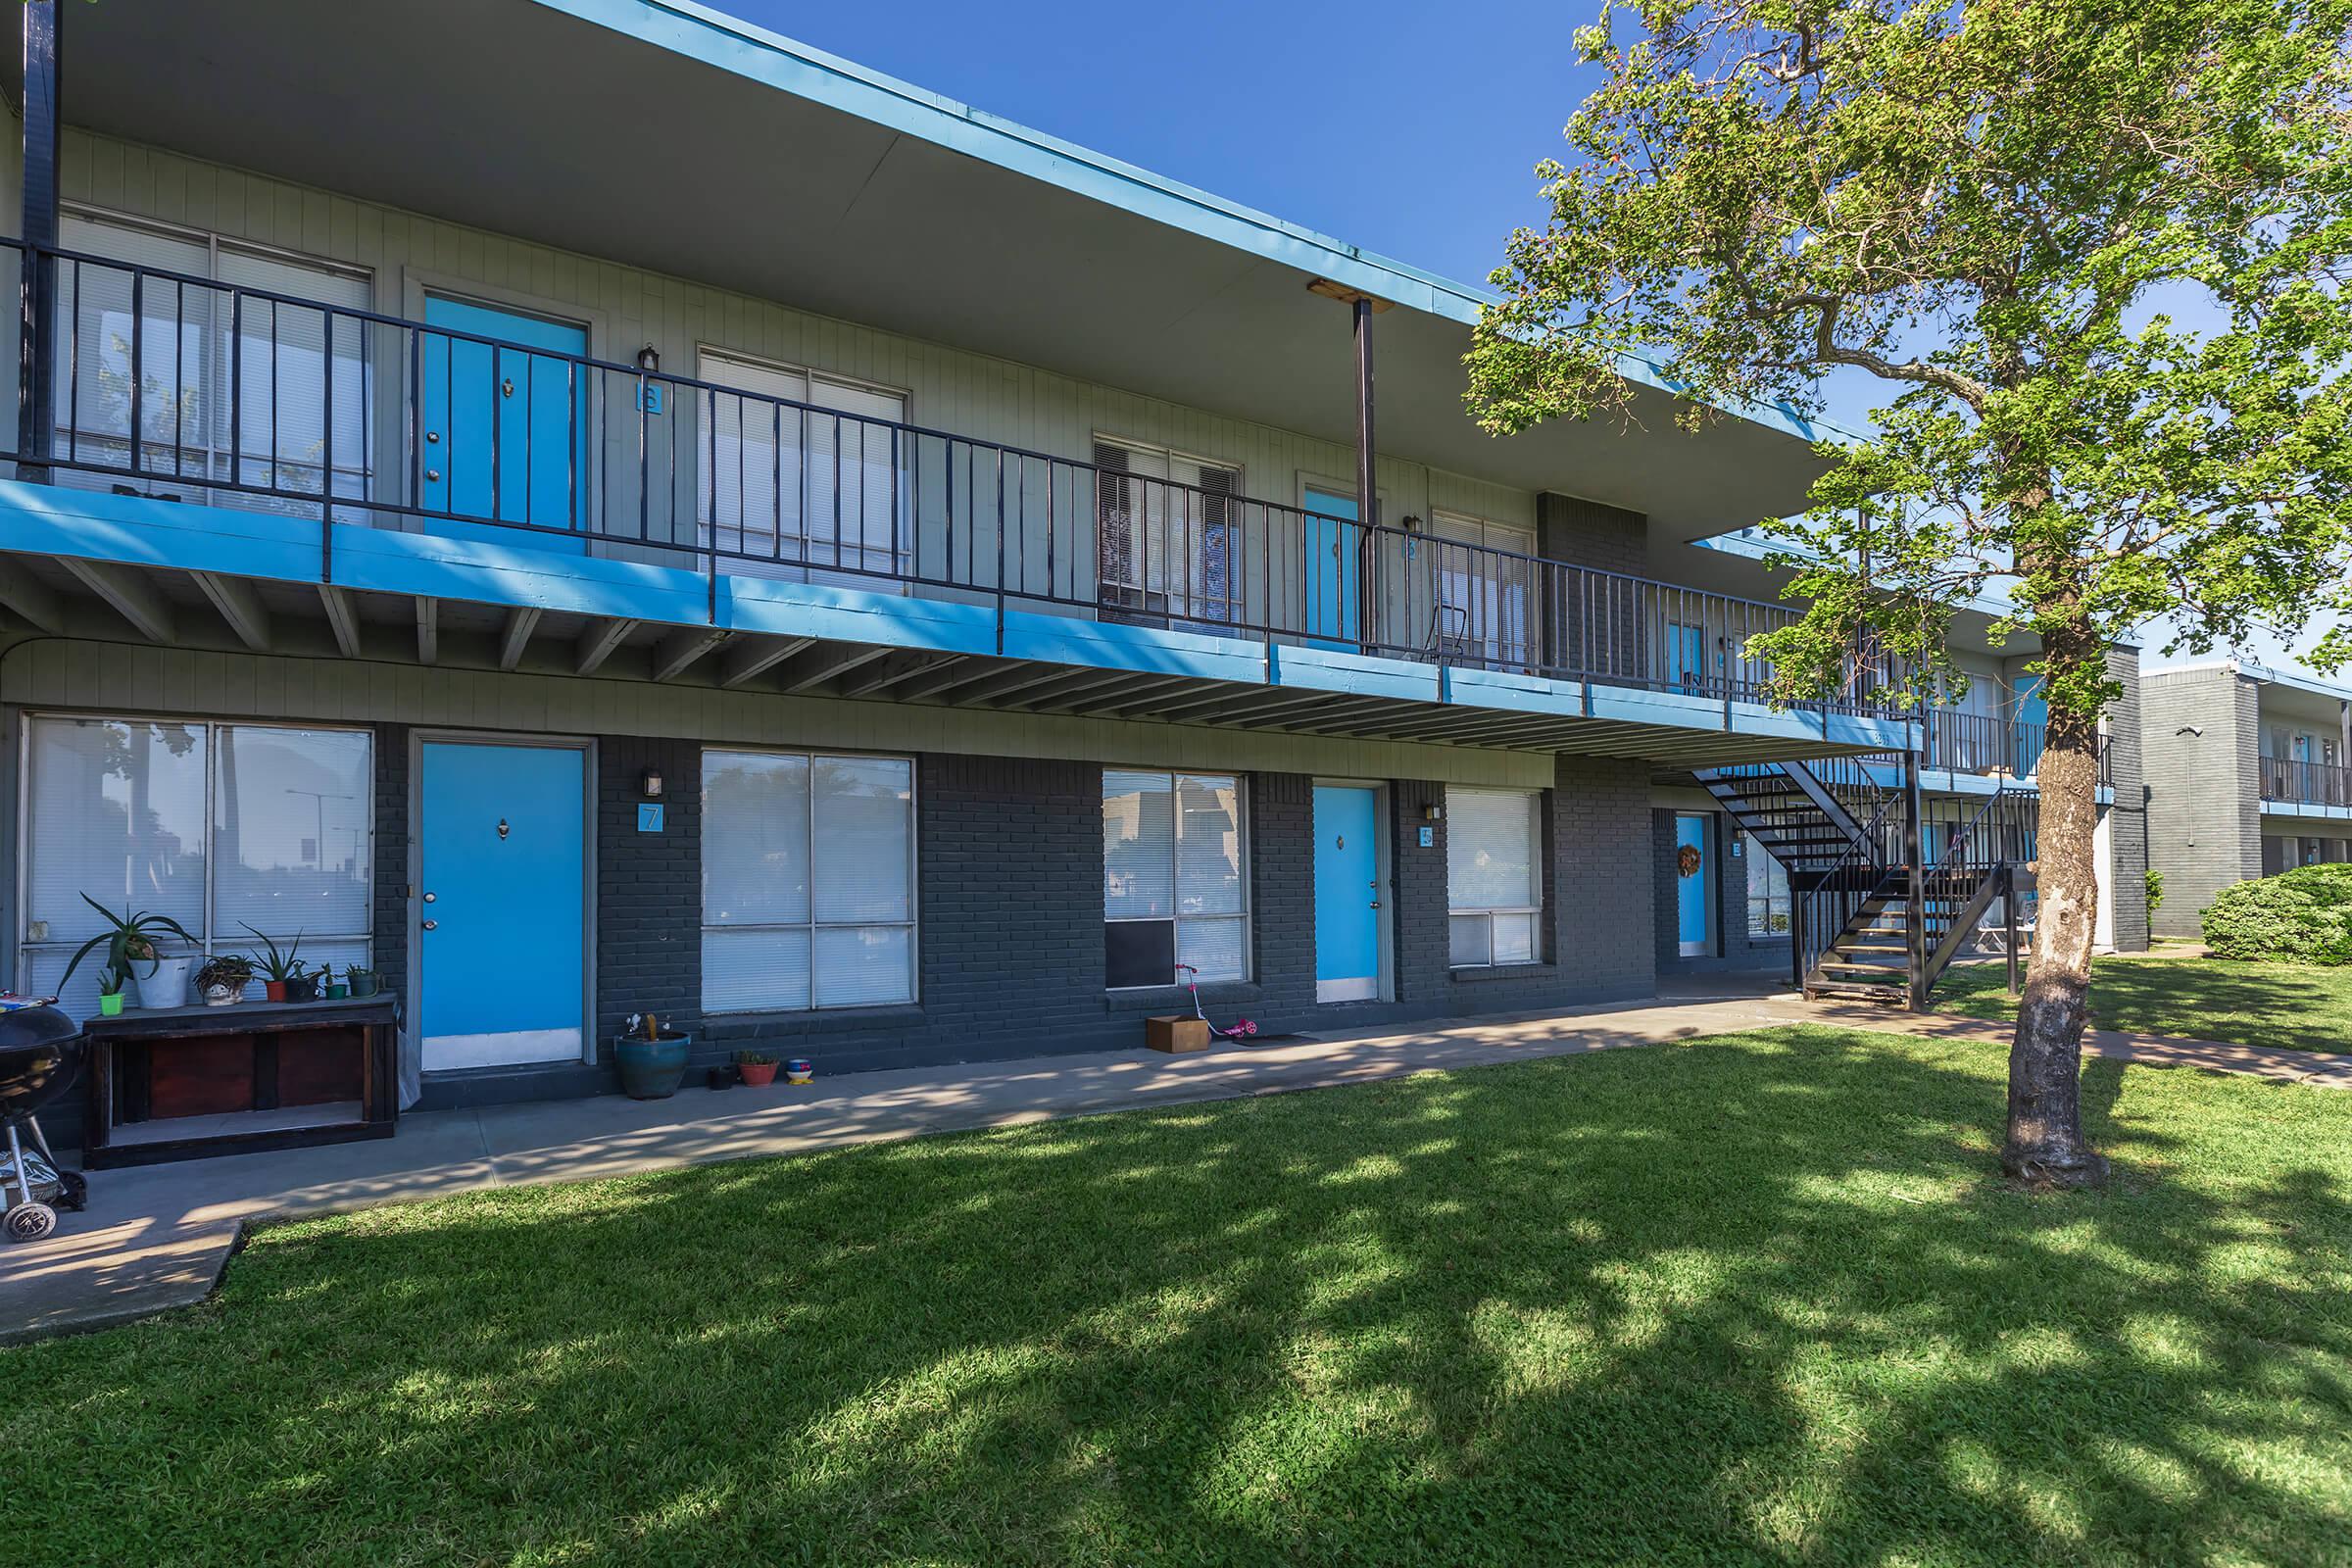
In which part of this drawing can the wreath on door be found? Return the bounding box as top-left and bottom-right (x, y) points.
(1677, 843), (1703, 879)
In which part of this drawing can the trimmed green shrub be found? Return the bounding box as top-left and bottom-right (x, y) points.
(2201, 863), (2352, 963)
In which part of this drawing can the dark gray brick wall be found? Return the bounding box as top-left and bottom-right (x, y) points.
(371, 723), (409, 1004)
(596, 735), (703, 1052)
(2144, 666), (2261, 937)
(1552, 755), (1658, 999)
(1537, 493), (1649, 576)
(1652, 808), (1793, 976)
(404, 742), (1667, 1113)
(2102, 645), (2150, 952)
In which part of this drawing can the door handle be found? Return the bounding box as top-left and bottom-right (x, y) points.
(422, 892), (437, 904)
(425, 430), (440, 445)
(421, 919), (438, 931)
(1369, 901), (1381, 909)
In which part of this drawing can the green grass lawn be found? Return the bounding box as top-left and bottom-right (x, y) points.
(6, 1026), (2352, 1566)
(1939, 952), (2352, 1054)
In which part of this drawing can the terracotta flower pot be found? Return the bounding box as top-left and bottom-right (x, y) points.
(264, 980), (288, 1003)
(738, 1060), (778, 1087)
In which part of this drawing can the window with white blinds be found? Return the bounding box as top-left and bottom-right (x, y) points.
(1431, 512), (1536, 668)
(1094, 437), (1242, 622)
(53, 211), (373, 514)
(1742, 833), (1791, 938)
(701, 750), (915, 1011)
(1446, 787), (1542, 967)
(697, 349), (908, 587)
(1102, 770), (1248, 987)
(17, 716), (373, 1016)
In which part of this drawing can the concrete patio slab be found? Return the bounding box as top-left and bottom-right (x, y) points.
(5, 990), (2346, 1346)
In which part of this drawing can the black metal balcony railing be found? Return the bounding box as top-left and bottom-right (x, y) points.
(1922, 708), (2112, 787)
(2262, 757), (2352, 808)
(1, 239), (1898, 715)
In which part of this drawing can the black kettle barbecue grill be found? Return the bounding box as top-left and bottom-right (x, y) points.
(0, 1004), (87, 1242)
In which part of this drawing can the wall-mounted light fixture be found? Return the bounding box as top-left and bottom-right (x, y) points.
(635, 344), (662, 375)
(641, 767), (664, 800)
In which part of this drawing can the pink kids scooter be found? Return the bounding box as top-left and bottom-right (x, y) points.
(1175, 963), (1258, 1042)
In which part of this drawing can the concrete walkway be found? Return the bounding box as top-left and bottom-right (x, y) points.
(5, 990), (2347, 1345)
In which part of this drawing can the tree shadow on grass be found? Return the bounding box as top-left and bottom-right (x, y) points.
(6, 1026), (2352, 1566)
(1939, 956), (2352, 1054)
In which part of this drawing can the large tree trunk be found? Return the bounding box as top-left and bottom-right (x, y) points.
(2003, 624), (2109, 1186)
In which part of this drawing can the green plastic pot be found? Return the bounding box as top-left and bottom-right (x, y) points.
(614, 1030), (691, 1100)
(98, 992), (124, 1017)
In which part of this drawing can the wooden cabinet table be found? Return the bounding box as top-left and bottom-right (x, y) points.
(81, 996), (400, 1168)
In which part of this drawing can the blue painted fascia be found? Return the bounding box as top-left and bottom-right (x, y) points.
(1268, 643), (1442, 703)
(1443, 664), (1587, 718)
(1001, 613), (1268, 683)
(726, 575), (1000, 658)
(2, 482), (1927, 756)
(540, 0), (1856, 451)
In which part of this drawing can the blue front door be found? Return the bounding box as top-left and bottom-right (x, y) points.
(1675, 813), (1711, 956)
(419, 741), (587, 1070)
(1313, 785), (1382, 1001)
(1665, 622), (1705, 690)
(1303, 487), (1360, 649)
(419, 295), (590, 549)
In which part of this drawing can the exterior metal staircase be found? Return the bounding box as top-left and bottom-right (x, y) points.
(1695, 758), (2035, 1004)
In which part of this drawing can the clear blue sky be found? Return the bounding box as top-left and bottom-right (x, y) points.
(725, 0), (2337, 679)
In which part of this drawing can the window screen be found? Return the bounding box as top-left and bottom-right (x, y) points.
(702, 750), (914, 1011)
(1103, 769), (1247, 986)
(1446, 787), (1542, 967)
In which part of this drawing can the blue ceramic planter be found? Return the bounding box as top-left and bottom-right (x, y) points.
(614, 1030), (691, 1100)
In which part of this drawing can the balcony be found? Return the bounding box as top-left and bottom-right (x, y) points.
(1921, 708), (2112, 789)
(0, 239), (1907, 761)
(2262, 757), (2352, 808)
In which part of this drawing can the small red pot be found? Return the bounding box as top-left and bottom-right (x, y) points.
(264, 980), (288, 1003)
(738, 1061), (778, 1087)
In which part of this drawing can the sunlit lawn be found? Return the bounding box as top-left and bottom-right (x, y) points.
(1939, 952), (2352, 1054)
(5, 1026), (2351, 1566)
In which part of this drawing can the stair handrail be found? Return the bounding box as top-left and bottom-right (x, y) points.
(1792, 777), (1905, 992)
(1921, 777), (2034, 986)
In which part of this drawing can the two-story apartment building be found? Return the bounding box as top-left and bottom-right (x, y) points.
(2145, 661), (2352, 936)
(0, 0), (2141, 1147)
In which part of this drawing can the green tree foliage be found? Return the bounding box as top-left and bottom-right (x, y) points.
(1468, 0), (2352, 1181)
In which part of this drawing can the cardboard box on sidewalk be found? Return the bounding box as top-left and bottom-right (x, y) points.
(1145, 1015), (1211, 1054)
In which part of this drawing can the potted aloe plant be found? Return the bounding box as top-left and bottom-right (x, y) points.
(195, 954), (255, 1006)
(58, 896), (201, 1011)
(242, 925), (305, 1003)
(95, 963), (129, 1018)
(736, 1051), (778, 1087)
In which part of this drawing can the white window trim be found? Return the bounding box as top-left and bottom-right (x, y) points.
(1102, 768), (1252, 990)
(699, 746), (920, 1014)
(1445, 786), (1544, 968)
(15, 710), (375, 1001)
